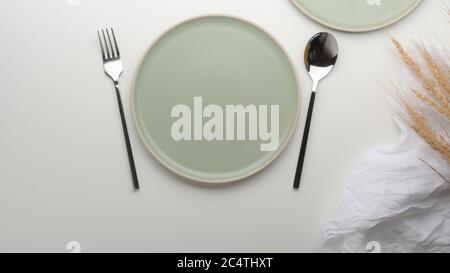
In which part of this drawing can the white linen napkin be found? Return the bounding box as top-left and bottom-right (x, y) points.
(323, 120), (450, 253)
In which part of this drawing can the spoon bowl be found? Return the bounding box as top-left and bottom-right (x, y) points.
(304, 32), (338, 91)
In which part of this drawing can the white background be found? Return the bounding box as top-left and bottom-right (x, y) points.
(0, 0), (446, 252)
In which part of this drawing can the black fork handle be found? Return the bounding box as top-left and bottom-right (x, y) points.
(115, 82), (140, 190)
(293, 91), (316, 189)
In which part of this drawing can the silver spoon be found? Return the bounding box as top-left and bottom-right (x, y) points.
(293, 32), (338, 189)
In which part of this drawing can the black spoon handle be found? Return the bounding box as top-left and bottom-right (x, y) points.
(115, 83), (140, 190)
(293, 91), (316, 189)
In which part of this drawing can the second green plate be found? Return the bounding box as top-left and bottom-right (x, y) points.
(292, 0), (422, 32)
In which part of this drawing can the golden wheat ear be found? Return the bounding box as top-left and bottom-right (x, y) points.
(390, 38), (450, 165)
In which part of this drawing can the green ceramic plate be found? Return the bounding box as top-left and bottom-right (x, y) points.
(132, 16), (300, 183)
(292, 0), (422, 32)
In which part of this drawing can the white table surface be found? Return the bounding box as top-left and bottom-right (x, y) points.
(0, 0), (445, 252)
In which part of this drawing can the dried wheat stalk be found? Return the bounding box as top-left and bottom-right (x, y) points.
(391, 38), (450, 167)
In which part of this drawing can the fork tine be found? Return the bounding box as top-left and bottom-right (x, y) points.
(111, 28), (120, 57)
(102, 29), (112, 59)
(106, 28), (116, 58)
(97, 30), (106, 60)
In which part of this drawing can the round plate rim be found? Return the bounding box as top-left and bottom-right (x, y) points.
(291, 0), (423, 32)
(131, 14), (301, 184)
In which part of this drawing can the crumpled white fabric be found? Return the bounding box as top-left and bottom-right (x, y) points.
(323, 120), (450, 253)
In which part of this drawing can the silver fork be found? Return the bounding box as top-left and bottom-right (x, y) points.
(98, 28), (139, 190)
